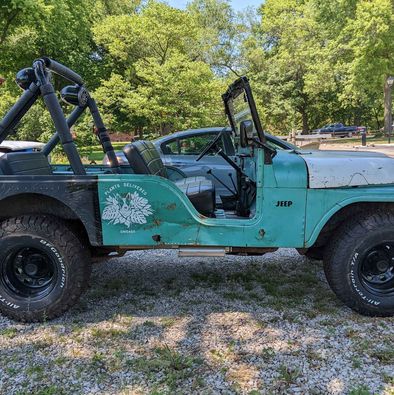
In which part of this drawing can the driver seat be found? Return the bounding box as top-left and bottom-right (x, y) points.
(123, 141), (215, 217)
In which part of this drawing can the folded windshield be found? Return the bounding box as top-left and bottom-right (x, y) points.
(222, 76), (265, 143)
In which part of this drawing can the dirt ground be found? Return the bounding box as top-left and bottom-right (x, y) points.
(0, 249), (393, 395)
(320, 140), (394, 157)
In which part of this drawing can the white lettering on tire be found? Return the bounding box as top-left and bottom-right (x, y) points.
(350, 252), (380, 306)
(39, 239), (66, 288)
(0, 294), (19, 309)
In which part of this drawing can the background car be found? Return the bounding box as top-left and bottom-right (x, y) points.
(104, 127), (297, 196)
(312, 123), (366, 137)
(0, 140), (44, 156)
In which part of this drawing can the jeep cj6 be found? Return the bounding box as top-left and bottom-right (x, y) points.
(0, 58), (393, 321)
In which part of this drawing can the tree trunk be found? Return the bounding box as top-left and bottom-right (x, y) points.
(373, 107), (381, 130)
(384, 76), (393, 139)
(301, 109), (309, 135)
(160, 123), (171, 136)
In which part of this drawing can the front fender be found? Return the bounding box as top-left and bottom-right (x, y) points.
(304, 186), (394, 247)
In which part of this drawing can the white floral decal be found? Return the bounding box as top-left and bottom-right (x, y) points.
(102, 192), (153, 228)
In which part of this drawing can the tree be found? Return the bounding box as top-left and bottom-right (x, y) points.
(246, 0), (327, 133)
(0, 0), (133, 140)
(337, 0), (394, 131)
(187, 0), (245, 76)
(92, 1), (225, 136)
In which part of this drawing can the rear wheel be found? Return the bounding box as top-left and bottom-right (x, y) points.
(324, 211), (394, 316)
(0, 216), (91, 322)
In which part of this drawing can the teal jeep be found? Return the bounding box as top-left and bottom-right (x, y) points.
(0, 58), (393, 322)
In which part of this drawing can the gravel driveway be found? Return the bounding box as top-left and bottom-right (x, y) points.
(0, 249), (393, 395)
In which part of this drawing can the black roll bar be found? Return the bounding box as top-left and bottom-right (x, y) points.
(33, 59), (86, 175)
(41, 57), (84, 86)
(87, 98), (121, 172)
(43, 104), (87, 156)
(0, 83), (40, 144)
(0, 57), (121, 174)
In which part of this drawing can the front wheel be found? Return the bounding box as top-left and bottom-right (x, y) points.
(324, 211), (394, 316)
(0, 216), (91, 322)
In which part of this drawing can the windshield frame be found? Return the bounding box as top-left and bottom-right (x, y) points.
(222, 76), (266, 144)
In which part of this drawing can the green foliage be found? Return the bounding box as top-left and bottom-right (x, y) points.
(245, 0), (394, 133)
(93, 1), (226, 135)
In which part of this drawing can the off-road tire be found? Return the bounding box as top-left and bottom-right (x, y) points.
(324, 210), (394, 316)
(0, 215), (91, 322)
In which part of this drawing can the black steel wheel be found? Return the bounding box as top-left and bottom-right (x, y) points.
(0, 216), (91, 322)
(324, 210), (394, 316)
(2, 247), (57, 299)
(359, 244), (394, 296)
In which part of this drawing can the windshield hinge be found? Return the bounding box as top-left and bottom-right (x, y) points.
(251, 138), (277, 164)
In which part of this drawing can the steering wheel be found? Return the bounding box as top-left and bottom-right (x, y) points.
(196, 132), (223, 162)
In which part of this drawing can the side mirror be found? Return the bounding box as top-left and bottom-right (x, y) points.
(239, 119), (254, 148)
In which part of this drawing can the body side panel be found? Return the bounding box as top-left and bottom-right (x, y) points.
(98, 150), (309, 248)
(305, 186), (394, 247)
(0, 175), (102, 245)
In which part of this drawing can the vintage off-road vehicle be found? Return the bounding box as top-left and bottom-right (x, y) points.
(0, 58), (393, 322)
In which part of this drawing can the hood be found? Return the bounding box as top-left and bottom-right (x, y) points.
(299, 150), (394, 188)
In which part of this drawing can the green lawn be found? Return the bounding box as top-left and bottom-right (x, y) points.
(80, 142), (129, 163)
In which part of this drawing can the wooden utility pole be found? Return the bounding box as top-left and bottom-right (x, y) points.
(384, 76), (394, 143)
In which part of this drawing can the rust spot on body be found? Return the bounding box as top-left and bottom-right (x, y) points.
(166, 203), (176, 210)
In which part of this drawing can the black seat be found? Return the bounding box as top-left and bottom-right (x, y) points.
(0, 152), (52, 175)
(123, 141), (215, 216)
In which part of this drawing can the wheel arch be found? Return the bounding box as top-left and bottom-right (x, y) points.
(0, 193), (95, 247)
(305, 201), (394, 250)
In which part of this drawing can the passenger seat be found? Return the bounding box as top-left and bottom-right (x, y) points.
(0, 152), (52, 175)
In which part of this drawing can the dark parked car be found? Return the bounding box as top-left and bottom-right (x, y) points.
(103, 127), (297, 196)
(312, 123), (366, 137)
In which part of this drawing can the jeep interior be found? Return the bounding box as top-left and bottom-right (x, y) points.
(0, 59), (275, 220)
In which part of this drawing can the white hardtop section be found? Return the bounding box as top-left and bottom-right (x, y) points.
(300, 150), (394, 188)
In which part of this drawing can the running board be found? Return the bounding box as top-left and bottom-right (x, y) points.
(178, 247), (227, 257)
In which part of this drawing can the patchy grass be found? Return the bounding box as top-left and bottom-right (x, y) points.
(90, 327), (127, 339)
(190, 259), (334, 313)
(369, 348), (394, 365)
(127, 345), (203, 390)
(81, 142), (129, 163)
(277, 364), (301, 384)
(348, 386), (373, 395)
(0, 327), (18, 338)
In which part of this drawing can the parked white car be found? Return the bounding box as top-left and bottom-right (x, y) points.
(0, 141), (44, 156)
